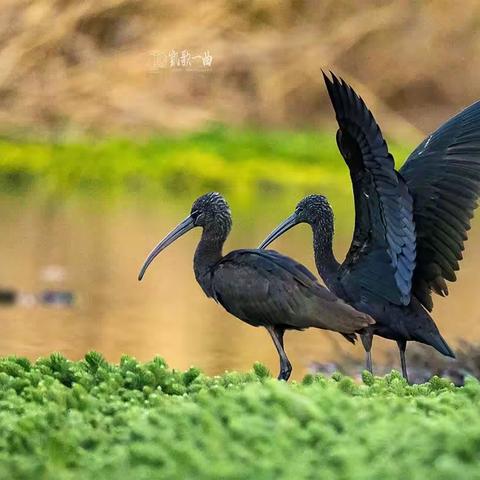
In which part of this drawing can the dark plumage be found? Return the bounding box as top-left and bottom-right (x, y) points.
(260, 73), (480, 380)
(138, 192), (373, 381)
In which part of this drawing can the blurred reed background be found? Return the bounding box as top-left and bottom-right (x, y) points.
(1, 0), (480, 378)
(0, 0), (478, 140)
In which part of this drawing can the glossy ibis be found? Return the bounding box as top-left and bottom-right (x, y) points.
(138, 192), (373, 380)
(260, 73), (480, 380)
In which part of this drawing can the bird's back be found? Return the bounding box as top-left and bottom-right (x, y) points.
(209, 249), (374, 333)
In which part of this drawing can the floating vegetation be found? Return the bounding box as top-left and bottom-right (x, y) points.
(0, 126), (411, 200)
(0, 353), (478, 479)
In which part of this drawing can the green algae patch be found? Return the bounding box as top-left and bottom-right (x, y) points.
(0, 353), (478, 479)
(0, 127), (411, 199)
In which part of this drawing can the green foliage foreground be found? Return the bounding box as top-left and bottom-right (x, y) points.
(0, 354), (479, 480)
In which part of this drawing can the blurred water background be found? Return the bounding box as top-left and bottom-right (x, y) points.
(0, 1), (480, 378)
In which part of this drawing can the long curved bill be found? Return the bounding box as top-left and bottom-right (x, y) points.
(138, 215), (195, 281)
(258, 213), (299, 249)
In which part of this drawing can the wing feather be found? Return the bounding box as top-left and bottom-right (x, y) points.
(323, 72), (416, 306)
(211, 249), (373, 333)
(400, 100), (480, 310)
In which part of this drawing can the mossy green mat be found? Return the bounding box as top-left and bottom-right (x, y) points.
(0, 353), (478, 479)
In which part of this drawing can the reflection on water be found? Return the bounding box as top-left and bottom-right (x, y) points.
(0, 192), (480, 380)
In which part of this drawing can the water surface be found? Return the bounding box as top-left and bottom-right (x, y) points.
(1, 192), (479, 379)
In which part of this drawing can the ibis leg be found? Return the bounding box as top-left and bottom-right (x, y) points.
(397, 339), (409, 383)
(266, 326), (292, 381)
(360, 331), (373, 374)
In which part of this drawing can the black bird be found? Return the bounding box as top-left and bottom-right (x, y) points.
(260, 73), (480, 380)
(138, 192), (373, 380)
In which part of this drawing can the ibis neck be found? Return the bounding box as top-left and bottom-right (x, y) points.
(312, 224), (341, 293)
(194, 227), (227, 297)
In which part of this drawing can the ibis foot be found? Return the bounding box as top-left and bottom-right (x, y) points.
(361, 331), (374, 374)
(266, 325), (292, 381)
(397, 339), (410, 384)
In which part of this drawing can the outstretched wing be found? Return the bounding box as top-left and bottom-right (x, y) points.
(211, 249), (373, 333)
(400, 100), (480, 311)
(323, 72), (416, 306)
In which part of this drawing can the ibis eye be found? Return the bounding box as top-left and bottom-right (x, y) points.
(194, 212), (205, 225)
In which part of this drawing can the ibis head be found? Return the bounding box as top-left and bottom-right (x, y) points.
(138, 192), (231, 281)
(258, 194), (333, 250)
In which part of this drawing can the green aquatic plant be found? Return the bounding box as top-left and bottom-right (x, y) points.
(0, 352), (478, 479)
(0, 126), (411, 200)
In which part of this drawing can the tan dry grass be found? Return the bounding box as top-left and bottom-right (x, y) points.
(0, 0), (479, 140)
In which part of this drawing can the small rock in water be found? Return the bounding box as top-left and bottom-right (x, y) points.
(40, 265), (67, 283)
(0, 289), (17, 305)
(310, 341), (480, 386)
(40, 290), (75, 307)
(309, 362), (341, 376)
(0, 288), (75, 308)
(17, 293), (38, 307)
